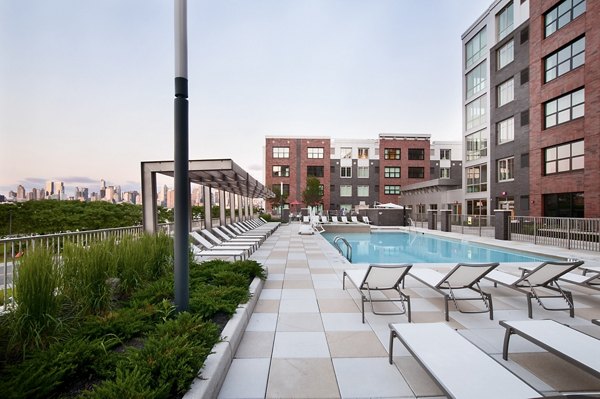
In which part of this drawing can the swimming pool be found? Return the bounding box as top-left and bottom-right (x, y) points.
(321, 231), (556, 263)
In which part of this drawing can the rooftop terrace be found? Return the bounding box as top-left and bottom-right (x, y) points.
(210, 223), (600, 398)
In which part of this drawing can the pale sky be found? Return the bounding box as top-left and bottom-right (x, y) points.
(0, 0), (492, 196)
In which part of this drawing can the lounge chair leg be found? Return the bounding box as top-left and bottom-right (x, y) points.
(488, 293), (494, 320)
(389, 329), (397, 364)
(568, 291), (574, 318)
(407, 295), (411, 323)
(444, 295), (449, 321)
(342, 272), (347, 290)
(362, 296), (365, 324)
(527, 293), (533, 319)
(502, 327), (514, 360)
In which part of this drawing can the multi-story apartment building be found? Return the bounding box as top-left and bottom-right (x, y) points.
(265, 136), (331, 213)
(264, 134), (432, 214)
(529, 0), (598, 217)
(378, 134), (431, 205)
(330, 138), (379, 213)
(462, 0), (530, 217)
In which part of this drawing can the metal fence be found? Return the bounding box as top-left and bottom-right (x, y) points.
(510, 216), (600, 252)
(410, 213), (600, 252)
(410, 213), (496, 238)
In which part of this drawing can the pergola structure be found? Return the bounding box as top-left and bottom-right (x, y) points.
(141, 159), (274, 233)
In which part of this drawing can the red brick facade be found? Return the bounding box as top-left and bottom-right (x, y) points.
(378, 136), (430, 204)
(264, 137), (331, 212)
(529, 0), (600, 217)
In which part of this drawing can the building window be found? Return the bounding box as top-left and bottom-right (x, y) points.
(340, 185), (352, 197)
(357, 166), (369, 178)
(440, 149), (451, 160)
(357, 148), (369, 159)
(497, 117), (514, 144)
(545, 0), (586, 38)
(384, 185), (401, 195)
(498, 157), (515, 181)
(408, 167), (424, 179)
(466, 95), (487, 130)
(307, 166), (324, 177)
(307, 147), (324, 159)
(497, 2), (514, 40)
(272, 165), (290, 177)
(544, 88), (585, 129)
(384, 167), (400, 178)
(340, 147), (352, 159)
(467, 199), (487, 216)
(384, 148), (400, 160)
(465, 27), (487, 69)
(466, 61), (487, 99)
(466, 129), (487, 161)
(408, 149), (425, 160)
(440, 168), (450, 179)
(544, 36), (585, 83)
(466, 164), (487, 193)
(340, 166), (352, 178)
(272, 184), (289, 196)
(497, 78), (514, 107)
(272, 147), (289, 158)
(319, 185), (324, 196)
(544, 140), (584, 175)
(357, 185), (369, 197)
(543, 192), (584, 217)
(521, 68), (529, 84)
(497, 40), (514, 70)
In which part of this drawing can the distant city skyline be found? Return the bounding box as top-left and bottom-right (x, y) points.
(1, 0), (492, 196)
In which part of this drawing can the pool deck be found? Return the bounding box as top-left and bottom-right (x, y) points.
(215, 223), (600, 398)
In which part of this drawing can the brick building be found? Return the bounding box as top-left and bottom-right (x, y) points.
(528, 0), (599, 217)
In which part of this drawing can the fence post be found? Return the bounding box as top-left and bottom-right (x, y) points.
(567, 218), (571, 250)
(440, 210), (451, 232)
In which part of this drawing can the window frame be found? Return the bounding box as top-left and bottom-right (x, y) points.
(340, 147), (352, 159)
(357, 185), (369, 197)
(306, 165), (324, 177)
(544, 88), (585, 129)
(272, 165), (290, 177)
(357, 166), (369, 178)
(340, 185), (352, 197)
(340, 166), (352, 178)
(440, 149), (451, 160)
(466, 164), (488, 193)
(497, 117), (515, 144)
(497, 157), (515, 182)
(465, 27), (487, 69)
(466, 61), (487, 99)
(384, 185), (401, 195)
(408, 167), (425, 179)
(466, 95), (487, 130)
(544, 140), (584, 175)
(357, 148), (369, 159)
(466, 129), (488, 161)
(384, 148), (400, 160)
(544, 36), (585, 83)
(384, 166), (401, 178)
(497, 78), (514, 107)
(307, 147), (324, 159)
(272, 146), (289, 158)
(497, 2), (514, 41)
(408, 148), (425, 160)
(544, 0), (586, 38)
(497, 40), (514, 70)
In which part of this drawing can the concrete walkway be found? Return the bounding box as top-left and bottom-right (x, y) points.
(217, 223), (600, 398)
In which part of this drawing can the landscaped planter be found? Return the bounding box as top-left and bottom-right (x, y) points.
(184, 273), (265, 398)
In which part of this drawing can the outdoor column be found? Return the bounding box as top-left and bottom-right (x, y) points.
(229, 192), (235, 224)
(141, 166), (158, 234)
(250, 198), (254, 218)
(494, 209), (511, 240)
(203, 186), (212, 230)
(219, 190), (226, 226)
(427, 209), (438, 230)
(245, 196), (251, 220)
(237, 194), (243, 221)
(440, 209), (451, 232)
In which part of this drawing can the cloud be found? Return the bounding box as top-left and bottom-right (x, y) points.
(58, 176), (99, 184)
(21, 177), (46, 184)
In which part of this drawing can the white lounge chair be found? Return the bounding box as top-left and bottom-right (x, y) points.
(340, 216), (350, 224)
(362, 216), (372, 224)
(350, 216), (360, 223)
(216, 225), (265, 243)
(320, 215), (329, 224)
(388, 323), (541, 399)
(343, 263), (412, 323)
(330, 215), (339, 223)
(500, 319), (600, 379)
(408, 262), (498, 321)
(200, 229), (258, 252)
(211, 227), (262, 246)
(190, 243), (247, 261)
(190, 231), (251, 259)
(485, 260), (584, 318)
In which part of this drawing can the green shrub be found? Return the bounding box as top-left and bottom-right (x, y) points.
(61, 240), (116, 315)
(259, 213), (272, 222)
(9, 247), (62, 355)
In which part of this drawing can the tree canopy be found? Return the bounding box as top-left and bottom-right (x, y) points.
(302, 177), (323, 207)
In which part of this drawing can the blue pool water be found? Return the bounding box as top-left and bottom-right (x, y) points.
(322, 232), (555, 263)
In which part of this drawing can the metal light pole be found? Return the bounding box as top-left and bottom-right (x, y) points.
(174, 0), (189, 311)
